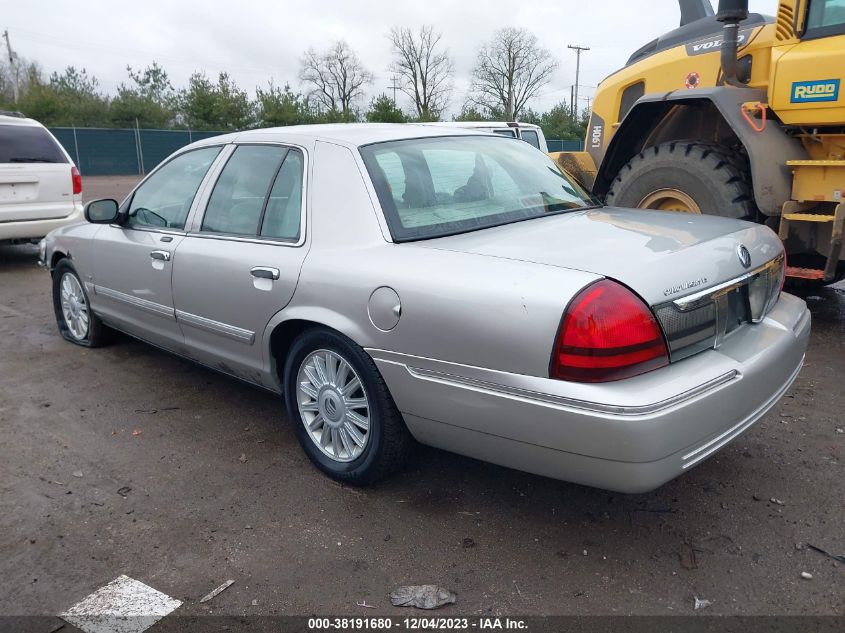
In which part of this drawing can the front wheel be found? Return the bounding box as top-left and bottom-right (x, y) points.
(605, 141), (757, 220)
(52, 259), (107, 347)
(283, 328), (413, 485)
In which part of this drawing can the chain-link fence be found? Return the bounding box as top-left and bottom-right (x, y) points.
(49, 127), (584, 176)
(49, 127), (226, 176)
(546, 139), (583, 152)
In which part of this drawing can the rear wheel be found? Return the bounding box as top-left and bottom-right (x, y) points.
(605, 141), (756, 220)
(283, 328), (413, 485)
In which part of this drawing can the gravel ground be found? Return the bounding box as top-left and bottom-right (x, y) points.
(0, 176), (842, 619)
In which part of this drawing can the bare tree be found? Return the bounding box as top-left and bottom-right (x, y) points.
(388, 26), (453, 120)
(299, 41), (373, 118)
(468, 28), (558, 121)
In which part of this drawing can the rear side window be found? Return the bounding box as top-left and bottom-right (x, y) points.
(127, 146), (221, 230)
(200, 144), (304, 241)
(521, 129), (541, 150)
(0, 124), (68, 164)
(261, 149), (304, 241)
(202, 145), (288, 235)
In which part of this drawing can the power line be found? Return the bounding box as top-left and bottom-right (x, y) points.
(567, 44), (590, 119)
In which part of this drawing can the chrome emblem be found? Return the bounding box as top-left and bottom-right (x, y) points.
(737, 245), (751, 269)
(663, 277), (708, 297)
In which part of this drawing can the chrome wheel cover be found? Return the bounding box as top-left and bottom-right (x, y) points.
(296, 349), (371, 463)
(60, 273), (89, 341)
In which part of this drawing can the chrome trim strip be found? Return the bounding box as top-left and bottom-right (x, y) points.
(175, 309), (255, 344)
(681, 356), (804, 468)
(94, 285), (175, 320)
(401, 364), (739, 417)
(673, 254), (784, 312)
(184, 232), (302, 248)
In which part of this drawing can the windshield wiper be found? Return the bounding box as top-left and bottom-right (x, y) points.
(7, 157), (61, 163)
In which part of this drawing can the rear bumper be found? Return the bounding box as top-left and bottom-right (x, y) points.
(370, 292), (811, 493)
(0, 203), (84, 241)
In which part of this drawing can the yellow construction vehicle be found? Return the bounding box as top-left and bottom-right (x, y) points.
(554, 0), (845, 282)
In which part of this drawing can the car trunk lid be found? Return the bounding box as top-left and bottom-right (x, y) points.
(416, 207), (782, 304)
(417, 207), (786, 361)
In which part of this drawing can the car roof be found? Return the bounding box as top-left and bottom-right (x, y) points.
(0, 113), (44, 127)
(188, 123), (499, 150)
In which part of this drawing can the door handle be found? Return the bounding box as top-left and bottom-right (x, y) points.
(251, 266), (280, 280)
(150, 250), (171, 262)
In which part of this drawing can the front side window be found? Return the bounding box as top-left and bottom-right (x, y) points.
(127, 146), (221, 230)
(806, 0), (845, 34)
(202, 145), (288, 235)
(360, 135), (595, 241)
(0, 125), (67, 164)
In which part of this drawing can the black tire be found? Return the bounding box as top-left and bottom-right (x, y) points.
(283, 327), (413, 485)
(52, 259), (107, 347)
(605, 141), (757, 220)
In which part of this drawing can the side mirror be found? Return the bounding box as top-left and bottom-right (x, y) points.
(85, 198), (120, 224)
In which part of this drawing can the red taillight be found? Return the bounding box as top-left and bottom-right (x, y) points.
(551, 280), (669, 383)
(71, 166), (82, 195)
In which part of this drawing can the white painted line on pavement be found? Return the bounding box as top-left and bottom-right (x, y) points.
(61, 574), (182, 633)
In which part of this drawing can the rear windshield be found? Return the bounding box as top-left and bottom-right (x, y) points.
(0, 124), (68, 164)
(360, 135), (595, 241)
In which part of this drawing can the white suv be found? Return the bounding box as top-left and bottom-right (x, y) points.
(0, 112), (83, 243)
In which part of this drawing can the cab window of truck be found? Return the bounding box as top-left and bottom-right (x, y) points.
(806, 0), (845, 36)
(521, 130), (541, 150)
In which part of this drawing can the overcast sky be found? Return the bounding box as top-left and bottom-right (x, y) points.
(4, 0), (779, 117)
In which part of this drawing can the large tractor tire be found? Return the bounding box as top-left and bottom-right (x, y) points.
(605, 141), (757, 220)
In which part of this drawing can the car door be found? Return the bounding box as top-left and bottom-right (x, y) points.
(91, 145), (223, 348)
(172, 143), (308, 383)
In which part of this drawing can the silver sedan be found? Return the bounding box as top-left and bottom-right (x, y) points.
(42, 124), (810, 492)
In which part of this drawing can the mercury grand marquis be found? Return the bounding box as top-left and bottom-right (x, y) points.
(42, 124), (810, 492)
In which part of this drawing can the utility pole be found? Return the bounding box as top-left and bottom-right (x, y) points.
(3, 29), (19, 103)
(570, 85), (575, 119)
(387, 75), (400, 106)
(567, 44), (590, 121)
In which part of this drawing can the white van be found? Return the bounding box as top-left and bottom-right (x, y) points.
(0, 112), (83, 243)
(425, 121), (548, 153)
